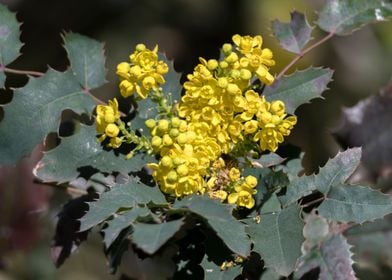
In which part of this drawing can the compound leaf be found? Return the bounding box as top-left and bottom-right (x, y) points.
(63, 32), (107, 90)
(264, 67), (333, 114)
(132, 219), (184, 254)
(271, 11), (313, 54)
(0, 3), (23, 66)
(247, 204), (304, 276)
(34, 124), (155, 184)
(318, 185), (392, 223)
(0, 69), (95, 165)
(79, 178), (166, 231)
(174, 195), (251, 257)
(317, 0), (392, 36)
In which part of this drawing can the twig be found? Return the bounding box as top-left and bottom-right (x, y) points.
(276, 32), (335, 80)
(3, 67), (45, 77)
(300, 196), (325, 209)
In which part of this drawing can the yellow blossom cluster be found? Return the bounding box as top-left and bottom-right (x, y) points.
(146, 117), (221, 197)
(116, 44), (169, 99)
(207, 163), (258, 209)
(178, 34), (297, 153)
(96, 98), (122, 148)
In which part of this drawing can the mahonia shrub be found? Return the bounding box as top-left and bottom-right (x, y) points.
(1, 1), (392, 279)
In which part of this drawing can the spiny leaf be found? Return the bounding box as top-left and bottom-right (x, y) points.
(302, 212), (329, 247)
(271, 11), (313, 54)
(174, 195), (251, 257)
(63, 32), (107, 90)
(260, 193), (281, 214)
(317, 0), (392, 36)
(132, 219), (184, 254)
(79, 177), (166, 231)
(315, 147), (362, 194)
(0, 69), (95, 165)
(0, 3), (23, 66)
(247, 204), (304, 276)
(251, 153), (285, 168)
(318, 185), (392, 223)
(201, 254), (242, 280)
(34, 124), (155, 184)
(280, 148), (361, 206)
(103, 207), (150, 248)
(264, 67), (333, 114)
(295, 234), (356, 280)
(346, 216), (392, 270)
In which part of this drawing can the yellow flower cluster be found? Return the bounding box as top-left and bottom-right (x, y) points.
(116, 44), (169, 99)
(96, 98), (122, 148)
(207, 163), (258, 209)
(178, 34), (296, 153)
(146, 117), (221, 197)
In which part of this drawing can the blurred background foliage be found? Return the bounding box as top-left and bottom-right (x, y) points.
(0, 0), (391, 279)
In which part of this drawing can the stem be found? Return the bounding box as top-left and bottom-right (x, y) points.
(300, 196), (325, 209)
(3, 67), (45, 77)
(276, 32), (334, 80)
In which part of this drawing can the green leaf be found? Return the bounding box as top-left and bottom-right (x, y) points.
(295, 234), (356, 280)
(63, 32), (107, 90)
(282, 153), (304, 180)
(302, 212), (329, 246)
(0, 4), (23, 66)
(201, 254), (242, 280)
(317, 0), (392, 36)
(174, 195), (251, 257)
(132, 219), (184, 254)
(271, 11), (313, 54)
(346, 216), (392, 271)
(0, 69), (95, 165)
(251, 153), (285, 168)
(260, 269), (281, 280)
(315, 147), (362, 194)
(0, 71), (5, 88)
(264, 67), (333, 114)
(34, 124), (155, 183)
(247, 204), (304, 276)
(103, 207), (150, 248)
(79, 178), (166, 231)
(318, 185), (392, 223)
(260, 193), (281, 214)
(280, 148), (361, 206)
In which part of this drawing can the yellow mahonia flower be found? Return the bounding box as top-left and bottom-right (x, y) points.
(116, 44), (168, 99)
(95, 98), (123, 149)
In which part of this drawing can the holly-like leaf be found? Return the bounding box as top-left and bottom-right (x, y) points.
(174, 195), (251, 257)
(79, 177), (166, 231)
(264, 67), (333, 114)
(201, 254), (242, 280)
(247, 204), (304, 276)
(260, 193), (281, 214)
(63, 32), (107, 90)
(132, 219), (184, 254)
(33, 124), (155, 184)
(0, 3), (23, 66)
(251, 153), (285, 168)
(279, 148), (361, 206)
(271, 11), (313, 54)
(317, 0), (392, 36)
(318, 185), (392, 223)
(315, 147), (362, 194)
(346, 215), (392, 271)
(103, 207), (150, 248)
(0, 69), (95, 165)
(295, 234), (356, 280)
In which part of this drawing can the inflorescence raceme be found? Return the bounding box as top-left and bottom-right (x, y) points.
(95, 34), (297, 209)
